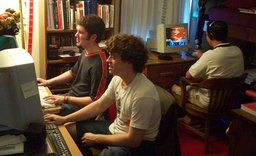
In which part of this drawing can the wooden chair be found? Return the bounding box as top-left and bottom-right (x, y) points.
(175, 73), (247, 153)
(154, 85), (181, 156)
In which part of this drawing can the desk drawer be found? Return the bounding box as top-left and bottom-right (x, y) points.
(145, 64), (182, 88)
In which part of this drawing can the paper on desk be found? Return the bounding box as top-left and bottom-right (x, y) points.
(0, 134), (26, 155)
(0, 143), (24, 155)
(0, 134), (26, 146)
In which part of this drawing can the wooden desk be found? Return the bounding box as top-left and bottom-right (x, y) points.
(229, 109), (256, 156)
(145, 52), (195, 90)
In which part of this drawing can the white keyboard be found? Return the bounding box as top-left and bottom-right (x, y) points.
(38, 86), (55, 108)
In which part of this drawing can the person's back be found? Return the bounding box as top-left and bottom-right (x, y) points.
(188, 21), (244, 80)
(191, 44), (244, 80)
(172, 20), (244, 109)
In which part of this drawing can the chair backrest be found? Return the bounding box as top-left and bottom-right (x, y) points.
(155, 85), (175, 116)
(154, 85), (181, 156)
(199, 73), (247, 114)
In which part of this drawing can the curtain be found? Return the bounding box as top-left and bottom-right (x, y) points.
(120, 0), (192, 41)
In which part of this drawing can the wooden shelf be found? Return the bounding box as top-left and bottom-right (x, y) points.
(47, 58), (78, 64)
(47, 29), (77, 33)
(50, 87), (71, 94)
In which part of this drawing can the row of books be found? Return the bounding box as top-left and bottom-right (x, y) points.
(46, 0), (114, 30)
(75, 2), (114, 28)
(47, 33), (76, 48)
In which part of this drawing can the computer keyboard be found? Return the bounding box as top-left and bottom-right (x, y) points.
(46, 124), (71, 156)
(38, 86), (55, 108)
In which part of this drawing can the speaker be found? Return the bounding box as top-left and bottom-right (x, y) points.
(24, 123), (46, 147)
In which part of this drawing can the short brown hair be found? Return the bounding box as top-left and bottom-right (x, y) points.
(77, 14), (105, 43)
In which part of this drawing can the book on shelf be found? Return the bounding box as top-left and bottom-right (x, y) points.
(75, 0), (85, 20)
(47, 0), (75, 30)
(241, 102), (256, 116)
(57, 0), (64, 29)
(46, 0), (114, 30)
(47, 0), (55, 29)
(97, 4), (114, 28)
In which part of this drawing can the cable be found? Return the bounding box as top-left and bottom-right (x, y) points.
(161, 0), (167, 24)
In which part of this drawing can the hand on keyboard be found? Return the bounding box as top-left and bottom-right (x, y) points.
(43, 99), (54, 104)
(41, 99), (55, 108)
(38, 86), (55, 108)
(192, 49), (203, 58)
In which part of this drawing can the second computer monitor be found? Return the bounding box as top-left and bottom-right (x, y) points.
(157, 23), (189, 53)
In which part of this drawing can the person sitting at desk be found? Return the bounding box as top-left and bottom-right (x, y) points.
(44, 34), (161, 156)
(37, 15), (112, 116)
(171, 20), (244, 122)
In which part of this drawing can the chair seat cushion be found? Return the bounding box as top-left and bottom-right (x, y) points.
(184, 102), (208, 118)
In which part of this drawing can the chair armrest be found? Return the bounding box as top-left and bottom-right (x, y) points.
(179, 77), (201, 108)
(179, 77), (190, 109)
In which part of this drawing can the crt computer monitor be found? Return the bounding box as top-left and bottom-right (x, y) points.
(0, 48), (44, 133)
(156, 23), (188, 53)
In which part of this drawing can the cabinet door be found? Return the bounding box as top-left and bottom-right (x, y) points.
(229, 112), (256, 156)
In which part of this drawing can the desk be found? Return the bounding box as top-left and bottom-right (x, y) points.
(17, 125), (82, 156)
(229, 109), (256, 156)
(47, 125), (83, 156)
(145, 52), (195, 90)
(40, 87), (82, 155)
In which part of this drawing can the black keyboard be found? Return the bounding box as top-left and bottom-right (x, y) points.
(46, 124), (71, 156)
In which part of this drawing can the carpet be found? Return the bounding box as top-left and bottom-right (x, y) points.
(178, 125), (229, 156)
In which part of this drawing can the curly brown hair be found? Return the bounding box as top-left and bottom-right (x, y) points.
(105, 33), (148, 73)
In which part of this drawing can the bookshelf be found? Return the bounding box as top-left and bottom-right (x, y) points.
(40, 0), (121, 94)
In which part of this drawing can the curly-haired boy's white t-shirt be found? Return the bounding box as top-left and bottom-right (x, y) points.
(105, 74), (161, 141)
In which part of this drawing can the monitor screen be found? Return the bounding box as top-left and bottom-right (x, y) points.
(0, 48), (44, 133)
(166, 27), (186, 47)
(156, 23), (188, 53)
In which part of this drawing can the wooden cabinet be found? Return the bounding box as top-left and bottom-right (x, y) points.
(229, 109), (256, 156)
(145, 53), (195, 90)
(40, 0), (121, 94)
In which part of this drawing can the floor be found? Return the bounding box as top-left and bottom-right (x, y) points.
(178, 122), (229, 156)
